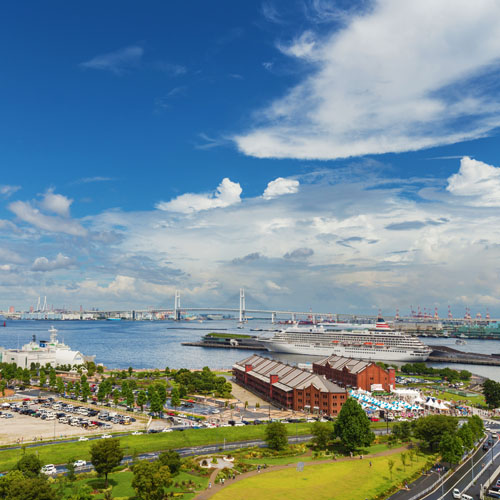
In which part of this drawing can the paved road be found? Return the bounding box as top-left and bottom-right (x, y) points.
(51, 434), (313, 475)
(391, 421), (500, 500)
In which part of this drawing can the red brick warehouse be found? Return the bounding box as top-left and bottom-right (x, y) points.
(233, 355), (347, 416)
(312, 355), (395, 392)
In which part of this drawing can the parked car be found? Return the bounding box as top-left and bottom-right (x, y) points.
(101, 434), (112, 439)
(73, 460), (86, 468)
(131, 431), (143, 436)
(78, 436), (89, 442)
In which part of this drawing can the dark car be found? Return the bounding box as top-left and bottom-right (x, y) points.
(483, 443), (490, 451)
(253, 420), (262, 425)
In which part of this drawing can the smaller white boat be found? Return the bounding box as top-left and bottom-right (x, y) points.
(455, 339), (467, 345)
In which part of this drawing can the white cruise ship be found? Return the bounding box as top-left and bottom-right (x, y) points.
(258, 318), (431, 362)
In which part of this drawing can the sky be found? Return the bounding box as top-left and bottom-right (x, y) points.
(2, 0), (500, 316)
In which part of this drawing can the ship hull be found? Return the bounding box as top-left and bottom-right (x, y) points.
(260, 341), (430, 362)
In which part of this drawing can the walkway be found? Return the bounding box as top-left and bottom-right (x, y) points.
(194, 445), (410, 500)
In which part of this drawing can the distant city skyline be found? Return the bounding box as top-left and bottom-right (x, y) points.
(2, 1), (500, 314)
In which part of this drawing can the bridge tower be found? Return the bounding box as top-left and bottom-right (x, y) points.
(239, 288), (246, 323)
(42, 296), (47, 312)
(174, 290), (181, 321)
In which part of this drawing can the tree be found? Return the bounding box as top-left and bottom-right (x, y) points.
(90, 438), (124, 488)
(81, 382), (91, 402)
(96, 365), (104, 374)
(150, 391), (163, 415)
(128, 366), (133, 377)
(483, 379), (500, 409)
(112, 388), (120, 405)
(413, 414), (458, 451)
(468, 415), (484, 440)
(457, 424), (474, 452)
(15, 453), (42, 478)
(6, 476), (59, 500)
(66, 459), (76, 482)
(440, 432), (463, 465)
(22, 369), (31, 387)
(126, 389), (135, 408)
(49, 370), (57, 389)
(333, 398), (375, 452)
(39, 369), (47, 388)
(387, 459), (395, 481)
(170, 387), (181, 410)
(56, 377), (65, 395)
(311, 421), (332, 449)
(401, 452), (408, 472)
(265, 421), (288, 451)
(67, 483), (93, 500)
(158, 450), (181, 475)
(137, 390), (147, 411)
(178, 385), (187, 399)
(0, 380), (7, 396)
(132, 460), (172, 500)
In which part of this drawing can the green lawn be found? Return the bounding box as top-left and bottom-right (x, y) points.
(438, 391), (485, 406)
(61, 469), (208, 499)
(211, 450), (430, 500)
(0, 423), (313, 472)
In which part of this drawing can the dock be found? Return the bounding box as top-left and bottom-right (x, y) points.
(181, 341), (267, 350)
(429, 346), (500, 366)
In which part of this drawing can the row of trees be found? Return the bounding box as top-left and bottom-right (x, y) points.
(265, 399), (375, 452)
(172, 367), (232, 398)
(400, 363), (471, 382)
(0, 438), (183, 500)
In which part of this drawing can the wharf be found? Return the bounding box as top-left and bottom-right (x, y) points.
(181, 341), (266, 350)
(429, 346), (500, 366)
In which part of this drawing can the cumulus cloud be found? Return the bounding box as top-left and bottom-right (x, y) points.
(32, 253), (75, 272)
(283, 247), (314, 260)
(8, 201), (87, 236)
(235, 1), (500, 159)
(156, 178), (242, 213)
(263, 177), (299, 199)
(0, 185), (20, 198)
(446, 156), (500, 206)
(40, 189), (73, 217)
(232, 252), (262, 264)
(80, 46), (143, 75)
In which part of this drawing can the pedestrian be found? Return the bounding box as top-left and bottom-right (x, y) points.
(369, 461), (372, 467)
(208, 482), (212, 489)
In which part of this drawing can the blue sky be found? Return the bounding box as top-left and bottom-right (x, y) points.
(3, 0), (500, 316)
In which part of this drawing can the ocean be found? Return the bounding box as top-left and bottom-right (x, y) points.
(1, 320), (499, 381)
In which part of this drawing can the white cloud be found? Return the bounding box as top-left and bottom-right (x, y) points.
(263, 177), (300, 199)
(80, 46), (143, 75)
(277, 31), (317, 59)
(32, 253), (75, 272)
(40, 189), (73, 217)
(0, 185), (20, 198)
(8, 200), (87, 236)
(235, 0), (500, 159)
(446, 156), (500, 206)
(156, 178), (242, 214)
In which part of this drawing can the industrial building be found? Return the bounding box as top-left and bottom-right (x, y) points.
(233, 354), (347, 415)
(312, 355), (395, 392)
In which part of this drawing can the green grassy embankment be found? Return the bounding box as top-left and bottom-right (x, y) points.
(0, 423), (313, 472)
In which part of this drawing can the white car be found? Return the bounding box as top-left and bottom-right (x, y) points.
(41, 464), (57, 475)
(78, 436), (89, 442)
(162, 428), (173, 433)
(211, 409), (220, 414)
(492, 433), (498, 439)
(132, 431), (143, 436)
(73, 460), (86, 468)
(101, 434), (112, 439)
(452, 489), (461, 499)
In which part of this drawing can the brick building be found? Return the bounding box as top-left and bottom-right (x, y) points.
(312, 355), (395, 392)
(233, 355), (347, 416)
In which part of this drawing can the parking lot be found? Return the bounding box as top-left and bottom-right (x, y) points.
(0, 398), (145, 445)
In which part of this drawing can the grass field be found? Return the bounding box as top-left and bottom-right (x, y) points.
(62, 469), (208, 500)
(0, 423), (313, 472)
(211, 450), (429, 500)
(438, 391), (485, 406)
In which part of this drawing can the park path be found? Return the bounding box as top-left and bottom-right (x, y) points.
(194, 445), (410, 500)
